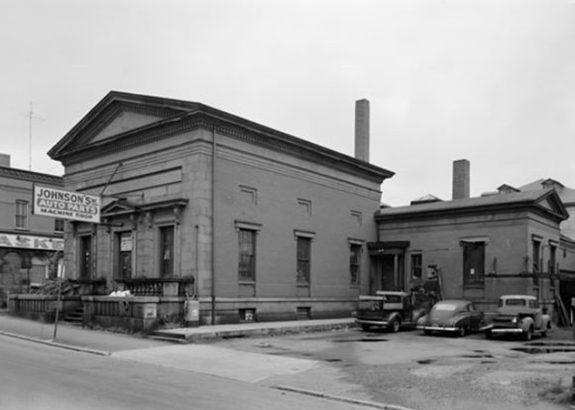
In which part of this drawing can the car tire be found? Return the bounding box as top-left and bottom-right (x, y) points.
(389, 320), (400, 333)
(360, 324), (371, 332)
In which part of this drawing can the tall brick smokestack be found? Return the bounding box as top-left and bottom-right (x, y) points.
(355, 99), (370, 162)
(452, 159), (470, 200)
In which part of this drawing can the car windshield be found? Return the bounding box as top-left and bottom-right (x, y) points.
(432, 303), (457, 312)
(504, 299), (526, 307)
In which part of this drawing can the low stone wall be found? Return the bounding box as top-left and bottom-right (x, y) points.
(82, 296), (187, 333)
(8, 294), (82, 322)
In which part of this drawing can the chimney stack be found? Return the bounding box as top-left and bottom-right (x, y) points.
(355, 99), (370, 162)
(452, 159), (470, 200)
(0, 153), (10, 168)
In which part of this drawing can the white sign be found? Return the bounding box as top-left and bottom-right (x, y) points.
(0, 233), (64, 251)
(120, 233), (132, 251)
(33, 185), (101, 223)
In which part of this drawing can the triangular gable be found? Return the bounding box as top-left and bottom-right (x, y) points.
(101, 200), (139, 217)
(70, 100), (187, 150)
(91, 107), (169, 143)
(535, 190), (569, 220)
(49, 91), (197, 159)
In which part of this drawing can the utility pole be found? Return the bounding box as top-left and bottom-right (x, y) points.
(25, 102), (43, 171)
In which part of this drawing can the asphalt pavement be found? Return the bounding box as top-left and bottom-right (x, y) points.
(0, 310), (355, 355)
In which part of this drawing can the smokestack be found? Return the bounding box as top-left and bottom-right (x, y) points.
(0, 153), (10, 168)
(355, 99), (370, 162)
(452, 159), (470, 200)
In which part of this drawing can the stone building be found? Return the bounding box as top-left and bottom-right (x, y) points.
(0, 154), (64, 307)
(47, 92), (393, 324)
(372, 159), (570, 316)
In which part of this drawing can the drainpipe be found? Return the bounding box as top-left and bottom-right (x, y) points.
(211, 127), (217, 324)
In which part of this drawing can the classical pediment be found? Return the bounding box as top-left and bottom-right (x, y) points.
(536, 190), (569, 220)
(101, 200), (139, 217)
(49, 91), (197, 159)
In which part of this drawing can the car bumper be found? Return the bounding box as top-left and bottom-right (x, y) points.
(356, 319), (391, 327)
(484, 325), (524, 334)
(417, 325), (458, 332)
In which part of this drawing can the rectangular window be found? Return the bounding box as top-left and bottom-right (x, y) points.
(549, 244), (557, 275)
(54, 219), (65, 232)
(116, 231), (133, 279)
(296, 237), (311, 284)
(160, 226), (175, 277)
(79, 235), (92, 280)
(411, 253), (422, 279)
(350, 244), (361, 285)
(15, 200), (28, 229)
(462, 241), (485, 285)
(532, 239), (541, 273)
(238, 229), (256, 281)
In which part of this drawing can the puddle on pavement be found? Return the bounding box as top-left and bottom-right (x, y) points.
(417, 359), (436, 365)
(325, 358), (342, 362)
(525, 342), (575, 347)
(460, 354), (495, 359)
(332, 337), (388, 343)
(511, 347), (575, 354)
(543, 361), (575, 365)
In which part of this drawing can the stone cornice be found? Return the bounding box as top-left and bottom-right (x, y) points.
(56, 110), (392, 183)
(0, 166), (63, 185)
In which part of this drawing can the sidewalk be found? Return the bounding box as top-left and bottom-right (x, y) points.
(0, 311), (355, 355)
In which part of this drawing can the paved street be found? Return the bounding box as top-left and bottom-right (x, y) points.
(214, 327), (575, 410)
(1, 313), (574, 410)
(0, 333), (381, 410)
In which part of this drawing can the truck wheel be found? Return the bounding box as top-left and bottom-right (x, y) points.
(389, 320), (400, 333)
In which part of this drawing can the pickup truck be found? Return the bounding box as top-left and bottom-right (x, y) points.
(354, 290), (431, 332)
(485, 295), (551, 341)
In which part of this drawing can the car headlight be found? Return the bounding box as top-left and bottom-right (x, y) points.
(511, 317), (517, 324)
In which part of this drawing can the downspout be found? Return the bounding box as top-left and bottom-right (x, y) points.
(211, 126), (217, 324)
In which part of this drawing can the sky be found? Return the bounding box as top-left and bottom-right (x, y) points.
(1, 0), (574, 206)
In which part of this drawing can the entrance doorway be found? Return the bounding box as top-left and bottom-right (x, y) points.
(372, 253), (405, 292)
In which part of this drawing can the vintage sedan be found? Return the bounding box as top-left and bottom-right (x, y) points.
(417, 299), (485, 337)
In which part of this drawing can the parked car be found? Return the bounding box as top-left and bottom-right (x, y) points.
(485, 295), (551, 341)
(417, 299), (486, 337)
(354, 291), (431, 332)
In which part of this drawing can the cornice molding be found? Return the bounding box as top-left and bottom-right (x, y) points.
(0, 167), (63, 185)
(57, 112), (391, 183)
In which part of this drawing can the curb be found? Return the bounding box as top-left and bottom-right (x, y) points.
(275, 385), (416, 410)
(0, 330), (111, 356)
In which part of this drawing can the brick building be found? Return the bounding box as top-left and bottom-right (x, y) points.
(0, 154), (64, 307)
(47, 92), (393, 324)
